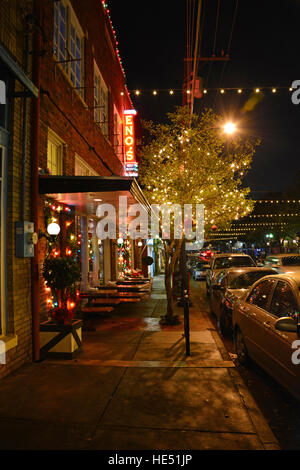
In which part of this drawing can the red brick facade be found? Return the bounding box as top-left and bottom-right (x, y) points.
(0, 0), (136, 378)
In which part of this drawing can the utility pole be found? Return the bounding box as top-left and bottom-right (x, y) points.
(190, 0), (202, 115)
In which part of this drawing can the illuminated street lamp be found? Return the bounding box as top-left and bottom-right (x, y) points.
(223, 122), (237, 135)
(47, 222), (61, 236)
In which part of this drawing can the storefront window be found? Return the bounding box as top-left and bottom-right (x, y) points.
(76, 214), (104, 288)
(88, 219), (104, 286)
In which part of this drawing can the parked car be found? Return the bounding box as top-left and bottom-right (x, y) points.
(263, 254), (300, 274)
(192, 261), (210, 280)
(210, 267), (278, 335)
(206, 253), (256, 296)
(232, 272), (300, 400)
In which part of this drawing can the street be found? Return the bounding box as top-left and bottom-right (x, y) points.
(190, 277), (300, 450)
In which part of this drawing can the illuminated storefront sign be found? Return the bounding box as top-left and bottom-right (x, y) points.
(123, 109), (138, 176)
(125, 162), (138, 177)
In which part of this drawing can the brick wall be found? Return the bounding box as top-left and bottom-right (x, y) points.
(0, 0), (34, 379)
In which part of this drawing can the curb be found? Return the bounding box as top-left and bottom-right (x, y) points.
(201, 308), (280, 450)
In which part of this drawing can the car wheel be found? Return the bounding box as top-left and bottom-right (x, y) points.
(234, 328), (249, 365)
(218, 309), (230, 337)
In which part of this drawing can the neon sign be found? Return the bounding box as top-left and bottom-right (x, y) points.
(124, 109), (136, 163)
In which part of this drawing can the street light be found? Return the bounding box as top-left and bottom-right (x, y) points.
(223, 122), (237, 135)
(47, 222), (61, 236)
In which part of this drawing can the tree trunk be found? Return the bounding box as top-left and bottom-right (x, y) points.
(161, 239), (183, 324)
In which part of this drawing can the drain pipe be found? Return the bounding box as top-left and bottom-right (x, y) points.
(31, 0), (42, 361)
(21, 28), (29, 221)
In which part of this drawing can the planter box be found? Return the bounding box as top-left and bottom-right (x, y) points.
(39, 319), (83, 360)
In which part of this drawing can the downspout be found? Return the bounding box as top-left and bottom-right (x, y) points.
(21, 28), (29, 221)
(31, 0), (42, 361)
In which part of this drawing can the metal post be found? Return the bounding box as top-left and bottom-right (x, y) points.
(180, 238), (190, 356)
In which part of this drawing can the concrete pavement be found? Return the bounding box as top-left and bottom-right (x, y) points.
(0, 276), (280, 450)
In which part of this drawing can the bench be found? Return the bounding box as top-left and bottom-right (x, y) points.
(81, 306), (114, 314)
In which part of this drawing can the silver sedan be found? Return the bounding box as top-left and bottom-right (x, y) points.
(233, 272), (300, 400)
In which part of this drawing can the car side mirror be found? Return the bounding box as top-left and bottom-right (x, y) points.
(275, 317), (299, 334)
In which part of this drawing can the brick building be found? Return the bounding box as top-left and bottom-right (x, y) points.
(0, 0), (147, 377)
(0, 0), (39, 378)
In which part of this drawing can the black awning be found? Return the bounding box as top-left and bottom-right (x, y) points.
(39, 175), (151, 214)
(39, 175), (135, 194)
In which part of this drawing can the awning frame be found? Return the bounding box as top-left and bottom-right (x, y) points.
(0, 42), (38, 98)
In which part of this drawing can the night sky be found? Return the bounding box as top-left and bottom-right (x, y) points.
(108, 0), (300, 195)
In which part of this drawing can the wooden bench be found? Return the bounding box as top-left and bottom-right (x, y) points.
(90, 298), (121, 306)
(81, 306), (114, 314)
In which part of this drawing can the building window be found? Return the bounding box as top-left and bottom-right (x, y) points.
(53, 0), (84, 96)
(94, 62), (109, 137)
(47, 129), (64, 175)
(75, 154), (98, 176)
(113, 105), (123, 160)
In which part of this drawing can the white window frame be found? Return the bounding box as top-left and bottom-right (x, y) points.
(54, 0), (85, 97)
(75, 154), (99, 176)
(47, 128), (65, 175)
(94, 62), (109, 137)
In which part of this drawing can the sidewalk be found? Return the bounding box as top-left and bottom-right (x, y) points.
(0, 276), (280, 450)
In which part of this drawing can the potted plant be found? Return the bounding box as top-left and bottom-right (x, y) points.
(40, 257), (82, 359)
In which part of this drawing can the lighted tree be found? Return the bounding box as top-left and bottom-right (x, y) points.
(139, 106), (260, 323)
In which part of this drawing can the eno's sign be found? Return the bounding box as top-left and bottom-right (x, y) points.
(123, 109), (136, 163)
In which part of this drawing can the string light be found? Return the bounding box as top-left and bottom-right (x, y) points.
(255, 199), (300, 203)
(126, 86), (292, 97)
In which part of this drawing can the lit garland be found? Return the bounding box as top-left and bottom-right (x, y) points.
(117, 239), (132, 278)
(43, 199), (80, 316)
(231, 222), (287, 227)
(101, 1), (134, 110)
(255, 200), (300, 204)
(127, 86), (294, 97)
(247, 213), (300, 218)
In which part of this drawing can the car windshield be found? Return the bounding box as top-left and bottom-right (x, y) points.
(214, 256), (255, 269)
(281, 256), (300, 266)
(228, 270), (276, 289)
